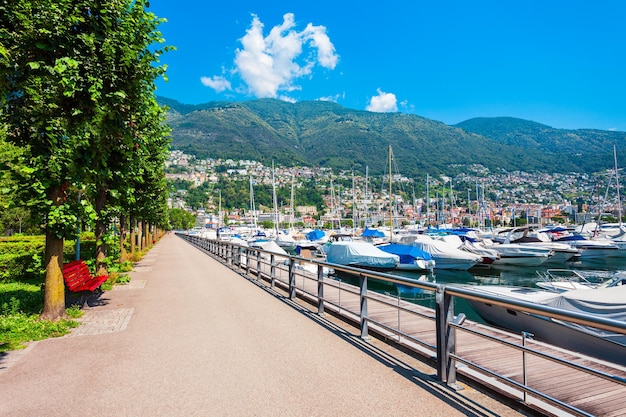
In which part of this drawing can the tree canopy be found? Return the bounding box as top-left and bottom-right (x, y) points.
(0, 1), (172, 320)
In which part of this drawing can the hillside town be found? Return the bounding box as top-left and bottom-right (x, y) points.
(166, 150), (622, 230)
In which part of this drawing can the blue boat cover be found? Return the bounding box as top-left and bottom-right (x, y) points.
(306, 229), (326, 240)
(378, 243), (432, 264)
(361, 227), (385, 238)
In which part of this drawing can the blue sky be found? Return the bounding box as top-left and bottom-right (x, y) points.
(149, 1), (626, 131)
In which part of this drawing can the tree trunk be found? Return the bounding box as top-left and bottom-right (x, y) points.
(143, 221), (148, 249)
(119, 213), (127, 263)
(40, 185), (67, 321)
(137, 219), (143, 252)
(95, 188), (108, 277)
(130, 215), (136, 256)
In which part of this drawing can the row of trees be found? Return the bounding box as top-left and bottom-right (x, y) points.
(0, 1), (172, 320)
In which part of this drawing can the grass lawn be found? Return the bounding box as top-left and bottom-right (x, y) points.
(0, 280), (82, 353)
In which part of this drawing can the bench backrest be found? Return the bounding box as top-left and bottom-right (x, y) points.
(63, 260), (94, 292)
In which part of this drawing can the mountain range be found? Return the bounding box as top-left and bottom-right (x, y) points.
(159, 97), (626, 178)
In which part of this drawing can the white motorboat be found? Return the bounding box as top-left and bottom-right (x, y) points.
(496, 227), (579, 263)
(553, 234), (620, 259)
(325, 241), (399, 271)
(407, 234), (482, 270)
(275, 230), (297, 252)
(466, 284), (626, 366)
(248, 239), (289, 261)
(377, 243), (436, 271)
(536, 269), (626, 292)
(487, 243), (553, 266)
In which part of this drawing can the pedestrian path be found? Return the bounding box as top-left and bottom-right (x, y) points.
(0, 234), (526, 416)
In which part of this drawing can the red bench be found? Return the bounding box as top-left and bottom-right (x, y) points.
(63, 260), (108, 293)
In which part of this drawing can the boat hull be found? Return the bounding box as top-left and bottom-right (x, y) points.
(394, 259), (436, 271)
(469, 299), (626, 366)
(492, 254), (550, 267)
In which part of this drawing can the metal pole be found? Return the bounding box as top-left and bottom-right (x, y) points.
(288, 259), (296, 300)
(270, 254), (276, 288)
(435, 286), (453, 382)
(522, 331), (533, 403)
(317, 263), (325, 316)
(447, 313), (466, 390)
(359, 273), (369, 339)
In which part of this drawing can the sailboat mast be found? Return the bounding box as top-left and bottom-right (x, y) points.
(614, 145), (622, 226)
(249, 176), (257, 228)
(290, 173), (295, 230)
(272, 161), (278, 232)
(426, 174), (430, 229)
(389, 145), (393, 236)
(352, 171), (356, 230)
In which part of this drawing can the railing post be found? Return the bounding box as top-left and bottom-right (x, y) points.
(288, 258), (296, 300)
(227, 243), (232, 265)
(522, 331), (533, 403)
(359, 273), (369, 339)
(256, 250), (261, 280)
(447, 313), (466, 390)
(317, 263), (324, 316)
(435, 286), (453, 382)
(245, 248), (251, 276)
(270, 254), (276, 288)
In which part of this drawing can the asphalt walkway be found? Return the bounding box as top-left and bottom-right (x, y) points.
(0, 234), (529, 416)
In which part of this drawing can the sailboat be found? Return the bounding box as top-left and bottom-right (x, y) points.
(275, 173), (297, 252)
(375, 145), (436, 271)
(554, 146), (626, 257)
(605, 145), (626, 251)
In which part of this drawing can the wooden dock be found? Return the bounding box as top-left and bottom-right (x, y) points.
(258, 261), (626, 417)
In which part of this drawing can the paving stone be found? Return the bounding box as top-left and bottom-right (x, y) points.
(67, 308), (134, 337)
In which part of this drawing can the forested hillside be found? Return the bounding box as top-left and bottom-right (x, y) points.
(161, 98), (626, 176)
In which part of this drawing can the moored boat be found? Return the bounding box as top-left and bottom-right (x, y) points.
(406, 234), (482, 270)
(377, 243), (435, 271)
(465, 284), (626, 366)
(325, 241), (399, 271)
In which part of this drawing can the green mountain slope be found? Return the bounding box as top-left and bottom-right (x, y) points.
(161, 97), (625, 176)
(455, 117), (626, 171)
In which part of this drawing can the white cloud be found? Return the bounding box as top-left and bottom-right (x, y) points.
(202, 13), (339, 100)
(317, 92), (344, 102)
(200, 75), (232, 93)
(366, 89), (398, 112)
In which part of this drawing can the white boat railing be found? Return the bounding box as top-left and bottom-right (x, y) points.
(178, 232), (626, 417)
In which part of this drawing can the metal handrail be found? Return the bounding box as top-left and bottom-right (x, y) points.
(178, 233), (626, 416)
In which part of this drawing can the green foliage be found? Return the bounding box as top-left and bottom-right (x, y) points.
(0, 281), (81, 352)
(168, 208), (196, 230)
(0, 310), (79, 352)
(0, 233), (100, 283)
(455, 117), (626, 173)
(162, 98), (626, 177)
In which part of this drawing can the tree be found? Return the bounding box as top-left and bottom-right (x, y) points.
(1, 1), (104, 319)
(169, 208), (196, 230)
(71, 1), (171, 276)
(0, 1), (170, 319)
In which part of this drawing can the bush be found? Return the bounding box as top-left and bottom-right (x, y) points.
(0, 233), (99, 283)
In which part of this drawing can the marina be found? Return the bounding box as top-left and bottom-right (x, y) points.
(181, 233), (626, 417)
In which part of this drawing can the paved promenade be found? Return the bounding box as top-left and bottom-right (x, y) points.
(0, 234), (528, 416)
